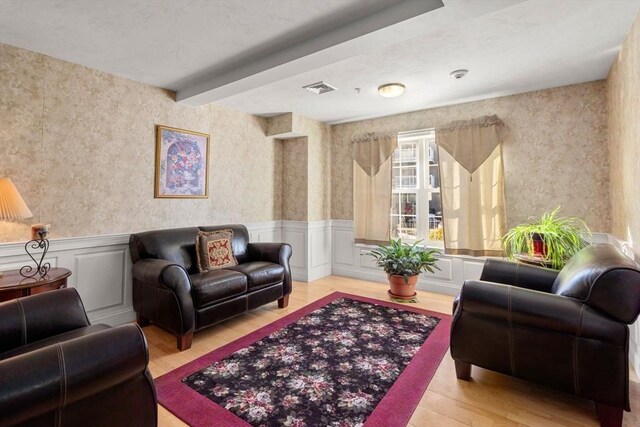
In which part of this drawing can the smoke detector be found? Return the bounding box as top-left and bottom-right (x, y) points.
(450, 69), (468, 80)
(303, 81), (338, 94)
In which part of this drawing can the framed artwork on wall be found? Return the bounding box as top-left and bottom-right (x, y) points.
(155, 125), (210, 198)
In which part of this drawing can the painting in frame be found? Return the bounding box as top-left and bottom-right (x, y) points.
(155, 125), (210, 198)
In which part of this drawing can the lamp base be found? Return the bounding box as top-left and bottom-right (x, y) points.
(20, 239), (51, 279)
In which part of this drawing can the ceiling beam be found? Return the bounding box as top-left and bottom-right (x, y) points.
(176, 0), (444, 106)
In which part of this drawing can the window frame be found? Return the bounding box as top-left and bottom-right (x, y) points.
(391, 129), (443, 248)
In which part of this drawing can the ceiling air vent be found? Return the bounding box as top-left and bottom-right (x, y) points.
(303, 81), (337, 94)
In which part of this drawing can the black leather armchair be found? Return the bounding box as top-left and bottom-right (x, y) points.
(129, 224), (292, 350)
(451, 244), (640, 427)
(0, 288), (157, 427)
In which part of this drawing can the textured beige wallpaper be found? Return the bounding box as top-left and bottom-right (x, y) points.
(281, 136), (308, 221)
(276, 114), (331, 221)
(331, 82), (610, 231)
(608, 13), (640, 249)
(0, 41), (614, 242)
(0, 43), (281, 242)
(294, 115), (331, 221)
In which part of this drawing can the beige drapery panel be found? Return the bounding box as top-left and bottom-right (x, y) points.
(352, 132), (397, 245)
(436, 115), (506, 256)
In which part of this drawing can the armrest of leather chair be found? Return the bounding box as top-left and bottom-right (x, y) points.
(0, 324), (153, 427)
(458, 280), (627, 345)
(247, 243), (293, 295)
(132, 259), (193, 300)
(0, 288), (90, 355)
(132, 258), (194, 328)
(480, 259), (559, 293)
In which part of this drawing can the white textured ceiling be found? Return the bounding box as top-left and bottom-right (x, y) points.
(0, 0), (638, 124)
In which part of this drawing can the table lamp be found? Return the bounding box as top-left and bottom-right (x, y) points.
(0, 177), (34, 278)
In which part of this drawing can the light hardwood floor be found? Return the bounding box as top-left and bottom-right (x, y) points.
(145, 276), (640, 427)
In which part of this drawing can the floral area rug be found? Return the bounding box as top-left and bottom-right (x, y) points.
(155, 292), (452, 427)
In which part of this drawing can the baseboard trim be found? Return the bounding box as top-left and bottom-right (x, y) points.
(632, 347), (640, 382)
(89, 307), (136, 327)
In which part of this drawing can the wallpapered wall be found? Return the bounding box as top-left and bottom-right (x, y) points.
(293, 115), (331, 222)
(608, 13), (640, 254)
(330, 81), (610, 231)
(0, 43), (282, 242)
(0, 41), (615, 242)
(281, 136), (308, 221)
(269, 113), (332, 222)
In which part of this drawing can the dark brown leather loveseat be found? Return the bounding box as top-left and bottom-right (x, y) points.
(0, 288), (157, 427)
(129, 224), (292, 351)
(450, 244), (640, 427)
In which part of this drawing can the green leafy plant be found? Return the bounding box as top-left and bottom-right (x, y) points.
(368, 239), (441, 283)
(502, 207), (591, 270)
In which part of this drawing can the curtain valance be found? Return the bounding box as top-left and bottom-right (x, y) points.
(436, 115), (506, 175)
(350, 132), (397, 176)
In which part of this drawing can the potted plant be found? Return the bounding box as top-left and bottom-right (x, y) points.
(502, 207), (591, 270)
(368, 239), (440, 297)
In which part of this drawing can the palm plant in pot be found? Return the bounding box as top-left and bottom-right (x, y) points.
(368, 239), (440, 298)
(502, 207), (591, 270)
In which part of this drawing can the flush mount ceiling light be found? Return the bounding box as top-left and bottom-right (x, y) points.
(450, 69), (469, 80)
(378, 83), (405, 98)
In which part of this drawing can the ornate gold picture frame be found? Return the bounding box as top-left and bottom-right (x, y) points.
(155, 125), (210, 198)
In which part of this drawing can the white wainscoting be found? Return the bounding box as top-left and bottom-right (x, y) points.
(0, 222), (283, 326)
(1, 220), (637, 377)
(331, 219), (486, 296)
(247, 221), (283, 243)
(0, 234), (133, 326)
(281, 220), (332, 282)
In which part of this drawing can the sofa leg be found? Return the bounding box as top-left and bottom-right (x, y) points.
(136, 314), (150, 327)
(278, 295), (289, 308)
(455, 360), (471, 381)
(177, 332), (193, 351)
(595, 403), (623, 427)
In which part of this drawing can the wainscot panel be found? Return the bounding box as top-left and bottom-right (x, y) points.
(331, 220), (486, 296)
(282, 220), (332, 282)
(0, 234), (132, 326)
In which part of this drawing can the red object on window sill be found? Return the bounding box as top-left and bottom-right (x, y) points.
(532, 237), (547, 257)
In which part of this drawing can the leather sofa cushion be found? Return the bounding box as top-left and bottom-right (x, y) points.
(0, 324), (111, 361)
(190, 270), (247, 308)
(229, 261), (285, 291)
(552, 244), (640, 324)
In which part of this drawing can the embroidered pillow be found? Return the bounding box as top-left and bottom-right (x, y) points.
(195, 229), (238, 272)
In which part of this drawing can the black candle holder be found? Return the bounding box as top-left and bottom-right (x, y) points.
(20, 239), (51, 279)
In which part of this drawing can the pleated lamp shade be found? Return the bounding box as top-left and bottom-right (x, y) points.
(0, 177), (33, 220)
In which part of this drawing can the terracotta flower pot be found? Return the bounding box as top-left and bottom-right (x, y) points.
(388, 274), (418, 297)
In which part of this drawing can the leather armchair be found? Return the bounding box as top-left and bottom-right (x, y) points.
(0, 288), (157, 427)
(451, 244), (640, 427)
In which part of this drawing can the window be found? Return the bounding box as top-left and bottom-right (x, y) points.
(390, 129), (443, 247)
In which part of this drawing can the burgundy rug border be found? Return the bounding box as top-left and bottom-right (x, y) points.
(155, 291), (452, 427)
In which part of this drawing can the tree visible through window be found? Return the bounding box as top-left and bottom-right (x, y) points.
(390, 129), (443, 247)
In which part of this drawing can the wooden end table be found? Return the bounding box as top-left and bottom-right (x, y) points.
(0, 267), (71, 303)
